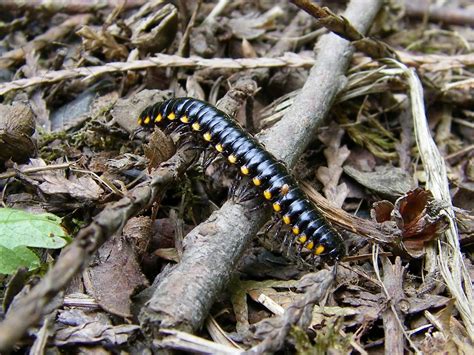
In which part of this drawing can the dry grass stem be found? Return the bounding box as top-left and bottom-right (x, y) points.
(391, 60), (474, 342)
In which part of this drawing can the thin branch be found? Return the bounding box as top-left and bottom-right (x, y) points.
(138, 0), (383, 344)
(2, 51), (472, 97)
(404, 0), (474, 26)
(0, 0), (146, 13)
(0, 54), (315, 96)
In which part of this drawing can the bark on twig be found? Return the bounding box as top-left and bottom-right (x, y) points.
(139, 0), (383, 343)
(0, 148), (197, 352)
(1, 51), (473, 96)
(0, 0), (146, 13)
(0, 54), (316, 96)
(404, 0), (474, 26)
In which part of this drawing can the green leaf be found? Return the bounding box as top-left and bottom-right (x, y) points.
(0, 245), (41, 274)
(0, 208), (68, 249)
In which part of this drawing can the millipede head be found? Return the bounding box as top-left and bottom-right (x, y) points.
(138, 104), (162, 130)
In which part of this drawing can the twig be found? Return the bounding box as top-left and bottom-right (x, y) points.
(0, 163), (72, 180)
(246, 270), (334, 354)
(158, 329), (242, 355)
(1, 51), (473, 96)
(138, 0), (383, 343)
(289, 0), (364, 41)
(0, 0), (146, 13)
(0, 54), (315, 96)
(0, 146), (197, 352)
(372, 247), (420, 353)
(0, 14), (92, 69)
(404, 0), (474, 26)
(202, 0), (231, 26)
(289, 0), (396, 58)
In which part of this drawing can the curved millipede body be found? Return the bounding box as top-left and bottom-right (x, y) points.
(138, 97), (346, 261)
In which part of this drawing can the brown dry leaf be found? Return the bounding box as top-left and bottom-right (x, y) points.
(77, 26), (128, 60)
(316, 124), (350, 207)
(83, 233), (149, 319)
(39, 173), (103, 200)
(143, 128), (176, 169)
(111, 89), (172, 133)
(422, 300), (474, 354)
(54, 309), (140, 346)
(344, 165), (416, 198)
(130, 3), (178, 54)
(227, 6), (284, 40)
(0, 103), (36, 163)
(372, 188), (449, 256)
(338, 286), (383, 325)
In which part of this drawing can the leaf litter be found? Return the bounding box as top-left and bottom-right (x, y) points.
(0, 0), (473, 353)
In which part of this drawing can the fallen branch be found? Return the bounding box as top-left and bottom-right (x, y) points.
(138, 0), (383, 345)
(0, 146), (197, 352)
(2, 51), (472, 97)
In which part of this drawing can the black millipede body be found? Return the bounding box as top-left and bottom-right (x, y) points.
(138, 97), (346, 261)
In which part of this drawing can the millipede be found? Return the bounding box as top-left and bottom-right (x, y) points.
(138, 97), (346, 261)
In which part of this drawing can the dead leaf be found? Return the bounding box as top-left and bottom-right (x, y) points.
(39, 174), (103, 200)
(344, 165), (416, 198)
(316, 124), (350, 207)
(83, 233), (149, 318)
(77, 25), (128, 60)
(0, 103), (36, 163)
(372, 188), (449, 256)
(54, 309), (140, 346)
(227, 7), (284, 40)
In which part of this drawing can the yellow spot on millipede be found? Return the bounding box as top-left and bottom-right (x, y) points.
(297, 234), (307, 243)
(192, 122), (201, 131)
(215, 144), (223, 152)
(272, 202), (281, 212)
(240, 165), (249, 175)
(168, 112), (176, 120)
(306, 241), (314, 250)
(263, 190), (272, 200)
(252, 177), (261, 186)
(282, 214), (291, 224)
(292, 226), (300, 235)
(137, 117), (142, 125)
(180, 115), (189, 123)
(155, 113), (162, 123)
(314, 245), (325, 255)
(203, 132), (212, 141)
(143, 116), (151, 125)
(228, 154), (237, 164)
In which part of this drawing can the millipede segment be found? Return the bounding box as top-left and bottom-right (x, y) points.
(138, 97), (346, 261)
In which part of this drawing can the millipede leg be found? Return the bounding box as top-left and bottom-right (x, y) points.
(203, 150), (219, 171)
(229, 174), (243, 201)
(236, 184), (260, 203)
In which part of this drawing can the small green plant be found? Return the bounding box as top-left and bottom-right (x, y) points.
(0, 208), (69, 274)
